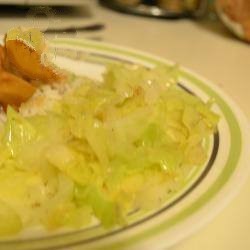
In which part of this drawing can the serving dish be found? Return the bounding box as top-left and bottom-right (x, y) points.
(0, 38), (249, 250)
(100, 0), (208, 18)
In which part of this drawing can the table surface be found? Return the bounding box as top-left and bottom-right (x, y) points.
(0, 1), (250, 249)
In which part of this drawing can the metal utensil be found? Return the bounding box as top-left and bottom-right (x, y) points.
(44, 23), (105, 34)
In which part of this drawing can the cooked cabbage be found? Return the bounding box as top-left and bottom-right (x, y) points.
(0, 64), (219, 235)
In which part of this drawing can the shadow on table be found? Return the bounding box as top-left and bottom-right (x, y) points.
(0, 5), (92, 19)
(0, 4), (103, 39)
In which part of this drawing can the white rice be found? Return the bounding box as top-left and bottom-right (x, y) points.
(20, 76), (88, 117)
(0, 85), (65, 123)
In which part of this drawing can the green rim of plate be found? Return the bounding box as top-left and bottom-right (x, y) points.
(51, 39), (242, 250)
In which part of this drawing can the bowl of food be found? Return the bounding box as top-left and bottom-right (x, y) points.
(100, 0), (208, 18)
(216, 0), (250, 42)
(0, 27), (249, 250)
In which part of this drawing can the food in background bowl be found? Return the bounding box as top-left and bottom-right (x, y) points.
(0, 27), (219, 237)
(216, 0), (250, 42)
(158, 0), (200, 12)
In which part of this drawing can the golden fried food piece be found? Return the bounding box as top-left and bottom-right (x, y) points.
(5, 39), (63, 84)
(0, 70), (36, 109)
(216, 0), (250, 42)
(0, 27), (65, 111)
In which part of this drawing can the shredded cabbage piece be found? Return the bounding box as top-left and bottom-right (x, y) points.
(0, 64), (219, 235)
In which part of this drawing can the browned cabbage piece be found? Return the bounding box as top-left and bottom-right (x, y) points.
(5, 39), (63, 84)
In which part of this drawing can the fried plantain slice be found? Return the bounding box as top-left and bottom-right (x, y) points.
(5, 39), (63, 84)
(0, 70), (36, 109)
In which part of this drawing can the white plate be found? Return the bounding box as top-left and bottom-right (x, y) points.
(1, 39), (250, 250)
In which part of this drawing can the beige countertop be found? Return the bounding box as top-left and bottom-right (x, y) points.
(0, 1), (249, 249)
